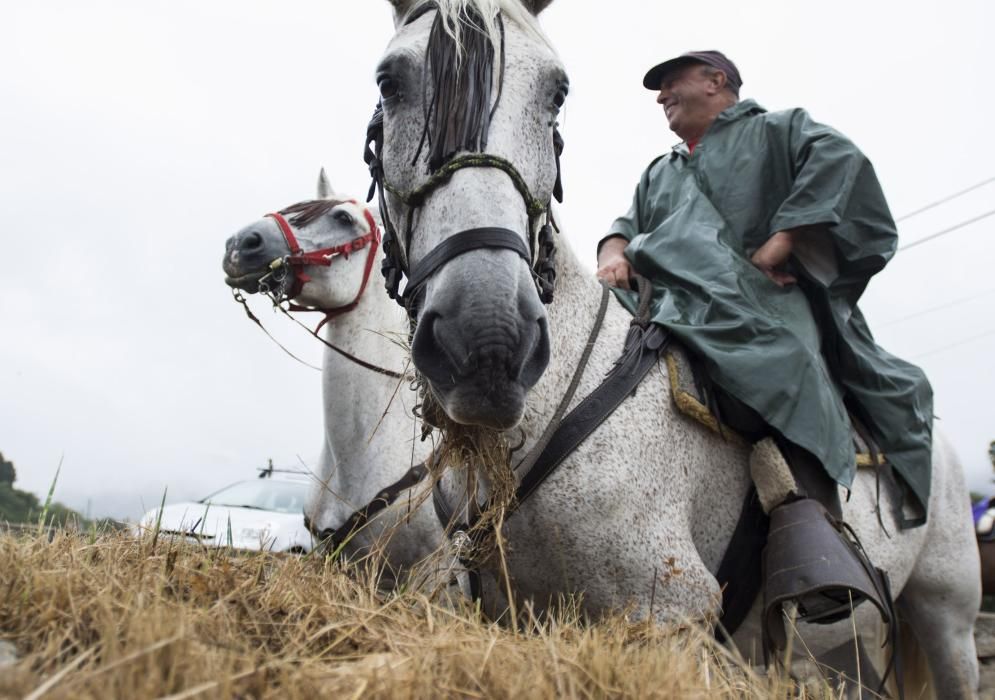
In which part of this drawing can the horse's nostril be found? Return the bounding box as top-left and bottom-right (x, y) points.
(235, 231), (263, 253)
(239, 231), (264, 251)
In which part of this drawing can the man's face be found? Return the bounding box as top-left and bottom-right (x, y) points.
(656, 63), (720, 140)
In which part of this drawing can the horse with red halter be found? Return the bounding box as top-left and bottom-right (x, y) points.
(222, 173), (455, 592)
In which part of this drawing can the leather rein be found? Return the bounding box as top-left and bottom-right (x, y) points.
(305, 461), (431, 554)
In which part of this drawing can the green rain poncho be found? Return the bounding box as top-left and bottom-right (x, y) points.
(608, 99), (933, 524)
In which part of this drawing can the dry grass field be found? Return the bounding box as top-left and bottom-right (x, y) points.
(0, 530), (850, 699)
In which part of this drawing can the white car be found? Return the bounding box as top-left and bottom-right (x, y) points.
(138, 477), (314, 553)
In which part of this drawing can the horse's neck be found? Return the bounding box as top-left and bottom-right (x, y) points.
(320, 273), (413, 501)
(521, 235), (610, 428)
(546, 236), (606, 334)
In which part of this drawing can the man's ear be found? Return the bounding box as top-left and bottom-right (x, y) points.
(706, 68), (728, 95)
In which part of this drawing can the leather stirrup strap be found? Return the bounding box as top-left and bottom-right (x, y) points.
(713, 487), (769, 642)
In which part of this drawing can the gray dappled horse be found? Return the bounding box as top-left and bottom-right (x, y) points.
(222, 176), (453, 591)
(372, 0), (980, 694)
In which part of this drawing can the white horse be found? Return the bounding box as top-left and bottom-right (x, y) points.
(373, 0), (980, 694)
(222, 175), (451, 591)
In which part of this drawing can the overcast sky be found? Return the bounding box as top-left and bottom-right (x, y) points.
(1, 0), (993, 520)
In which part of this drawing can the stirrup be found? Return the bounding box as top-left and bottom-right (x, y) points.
(762, 498), (894, 653)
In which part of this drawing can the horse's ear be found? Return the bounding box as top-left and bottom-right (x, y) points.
(385, 0), (417, 25)
(521, 0), (555, 14)
(316, 168), (335, 199)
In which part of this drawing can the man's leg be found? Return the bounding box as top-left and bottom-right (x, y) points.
(714, 388), (894, 654)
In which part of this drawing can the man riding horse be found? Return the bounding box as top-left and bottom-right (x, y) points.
(597, 50), (933, 629)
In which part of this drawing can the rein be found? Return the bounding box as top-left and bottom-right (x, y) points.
(305, 460), (431, 554)
(431, 279), (669, 589)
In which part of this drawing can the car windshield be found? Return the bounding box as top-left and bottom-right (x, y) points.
(201, 480), (308, 515)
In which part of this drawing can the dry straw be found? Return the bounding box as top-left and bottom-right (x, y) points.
(0, 529), (838, 699)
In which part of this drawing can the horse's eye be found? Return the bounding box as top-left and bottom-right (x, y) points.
(378, 77), (399, 100)
(333, 209), (354, 226)
(552, 83), (568, 111)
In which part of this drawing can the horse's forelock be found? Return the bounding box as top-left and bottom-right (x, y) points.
(407, 0), (555, 172)
(279, 198), (351, 229)
(403, 0), (551, 58)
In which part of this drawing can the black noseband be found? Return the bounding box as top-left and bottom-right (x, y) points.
(403, 227), (531, 303)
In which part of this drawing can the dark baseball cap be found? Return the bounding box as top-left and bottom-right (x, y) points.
(642, 50), (743, 94)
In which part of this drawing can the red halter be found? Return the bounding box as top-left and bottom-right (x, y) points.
(265, 201), (381, 330)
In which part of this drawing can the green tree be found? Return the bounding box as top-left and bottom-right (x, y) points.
(0, 452), (15, 486)
(0, 450), (89, 527)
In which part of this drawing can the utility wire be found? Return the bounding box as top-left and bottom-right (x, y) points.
(897, 208), (995, 252)
(878, 288), (995, 328)
(896, 175), (995, 222)
(911, 328), (995, 360)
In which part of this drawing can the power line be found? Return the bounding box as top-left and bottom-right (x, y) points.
(897, 208), (995, 252)
(877, 288), (995, 328)
(896, 175), (995, 222)
(911, 328), (995, 360)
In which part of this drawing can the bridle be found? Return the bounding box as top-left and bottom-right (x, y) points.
(264, 202), (381, 332)
(363, 3), (562, 319)
(232, 200), (405, 380)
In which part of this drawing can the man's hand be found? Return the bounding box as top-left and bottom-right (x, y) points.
(596, 236), (634, 290)
(751, 230), (797, 287)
